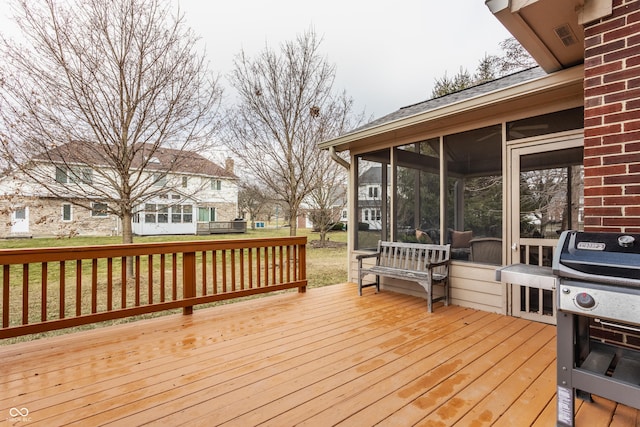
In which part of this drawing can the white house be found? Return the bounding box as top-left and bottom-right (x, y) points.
(0, 142), (239, 237)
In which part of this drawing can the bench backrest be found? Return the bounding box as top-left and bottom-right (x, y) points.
(377, 240), (450, 273)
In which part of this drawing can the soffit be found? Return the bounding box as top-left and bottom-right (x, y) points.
(487, 0), (599, 73)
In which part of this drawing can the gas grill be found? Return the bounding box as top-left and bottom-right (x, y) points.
(553, 231), (640, 427)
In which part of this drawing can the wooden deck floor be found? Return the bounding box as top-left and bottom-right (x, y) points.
(1, 283), (638, 426)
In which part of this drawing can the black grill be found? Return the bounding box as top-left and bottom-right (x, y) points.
(554, 231), (640, 427)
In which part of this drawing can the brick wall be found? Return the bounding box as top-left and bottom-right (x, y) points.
(583, 0), (640, 232)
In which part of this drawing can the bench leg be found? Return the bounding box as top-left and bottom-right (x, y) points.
(358, 274), (380, 296)
(444, 280), (449, 306)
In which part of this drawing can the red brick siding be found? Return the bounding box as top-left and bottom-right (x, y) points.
(584, 0), (640, 232)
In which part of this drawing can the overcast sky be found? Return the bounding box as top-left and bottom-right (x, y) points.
(178, 0), (513, 119)
(0, 1), (513, 119)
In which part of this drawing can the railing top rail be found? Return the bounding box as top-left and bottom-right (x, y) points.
(0, 236), (307, 264)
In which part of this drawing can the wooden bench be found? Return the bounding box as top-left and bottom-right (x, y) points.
(356, 240), (451, 312)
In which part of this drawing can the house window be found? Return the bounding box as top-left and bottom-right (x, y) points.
(158, 204), (168, 223)
(182, 176), (188, 188)
(14, 207), (26, 220)
(74, 168), (93, 184)
(198, 207), (216, 222)
(62, 204), (72, 222)
(368, 186), (378, 198)
(152, 173), (167, 187)
(171, 205), (193, 223)
(91, 202), (108, 217)
(144, 204), (157, 223)
(364, 210), (369, 221)
(144, 203), (169, 223)
(211, 179), (222, 190)
(56, 166), (67, 183)
(55, 166), (93, 184)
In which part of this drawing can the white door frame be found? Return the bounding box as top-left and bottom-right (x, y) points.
(506, 131), (583, 324)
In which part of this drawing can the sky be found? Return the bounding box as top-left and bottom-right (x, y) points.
(177, 0), (513, 119)
(0, 1), (513, 120)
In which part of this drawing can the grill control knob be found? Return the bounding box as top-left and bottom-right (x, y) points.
(575, 292), (596, 309)
(618, 235), (635, 248)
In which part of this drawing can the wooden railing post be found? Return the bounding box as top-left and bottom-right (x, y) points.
(298, 243), (307, 293)
(183, 251), (196, 315)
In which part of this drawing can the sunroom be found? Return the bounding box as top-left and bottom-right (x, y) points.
(320, 65), (585, 324)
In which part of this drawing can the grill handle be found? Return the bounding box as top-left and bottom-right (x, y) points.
(595, 318), (640, 333)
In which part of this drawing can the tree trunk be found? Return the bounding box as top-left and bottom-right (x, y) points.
(121, 211), (134, 278)
(289, 211), (297, 236)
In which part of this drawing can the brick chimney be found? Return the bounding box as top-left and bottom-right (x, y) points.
(583, 0), (640, 232)
(225, 158), (234, 175)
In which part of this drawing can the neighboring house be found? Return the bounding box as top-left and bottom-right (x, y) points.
(356, 165), (385, 231)
(0, 142), (239, 237)
(320, 0), (636, 325)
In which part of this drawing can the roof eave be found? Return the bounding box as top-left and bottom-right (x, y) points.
(319, 65), (583, 152)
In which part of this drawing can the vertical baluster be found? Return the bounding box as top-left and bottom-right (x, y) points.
(60, 261), (66, 318)
(92, 259), (98, 313)
(201, 251), (207, 296)
(3, 265), (9, 327)
(172, 254), (178, 300)
(41, 262), (48, 322)
(271, 246), (276, 286)
(222, 250), (227, 293)
(256, 247), (261, 287)
(148, 254), (153, 304)
(279, 246), (284, 284)
(107, 258), (113, 311)
(231, 249), (236, 291)
(239, 248), (245, 290)
(160, 254), (166, 302)
(22, 264), (29, 325)
(292, 245), (297, 282)
(75, 260), (82, 316)
(134, 256), (141, 307)
(121, 256), (127, 308)
(248, 248), (253, 289)
(285, 245), (291, 283)
(212, 250), (218, 294)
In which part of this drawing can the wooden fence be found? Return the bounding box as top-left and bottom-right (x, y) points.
(0, 237), (306, 339)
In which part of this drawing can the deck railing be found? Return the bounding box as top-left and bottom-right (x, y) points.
(0, 237), (307, 339)
(513, 237), (557, 324)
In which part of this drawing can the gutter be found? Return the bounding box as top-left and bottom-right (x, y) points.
(329, 146), (350, 170)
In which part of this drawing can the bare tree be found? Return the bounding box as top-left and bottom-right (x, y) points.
(0, 0), (223, 244)
(307, 151), (347, 244)
(238, 180), (275, 229)
(225, 29), (363, 236)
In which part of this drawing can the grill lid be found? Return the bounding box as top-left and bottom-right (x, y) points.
(552, 231), (640, 286)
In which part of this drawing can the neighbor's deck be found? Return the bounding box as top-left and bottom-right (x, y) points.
(1, 283), (638, 426)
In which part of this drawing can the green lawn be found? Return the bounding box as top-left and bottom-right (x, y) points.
(0, 228), (348, 288)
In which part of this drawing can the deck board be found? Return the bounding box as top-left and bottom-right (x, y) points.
(1, 282), (638, 426)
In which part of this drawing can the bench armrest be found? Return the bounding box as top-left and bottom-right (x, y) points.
(356, 252), (380, 261)
(427, 259), (450, 269)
